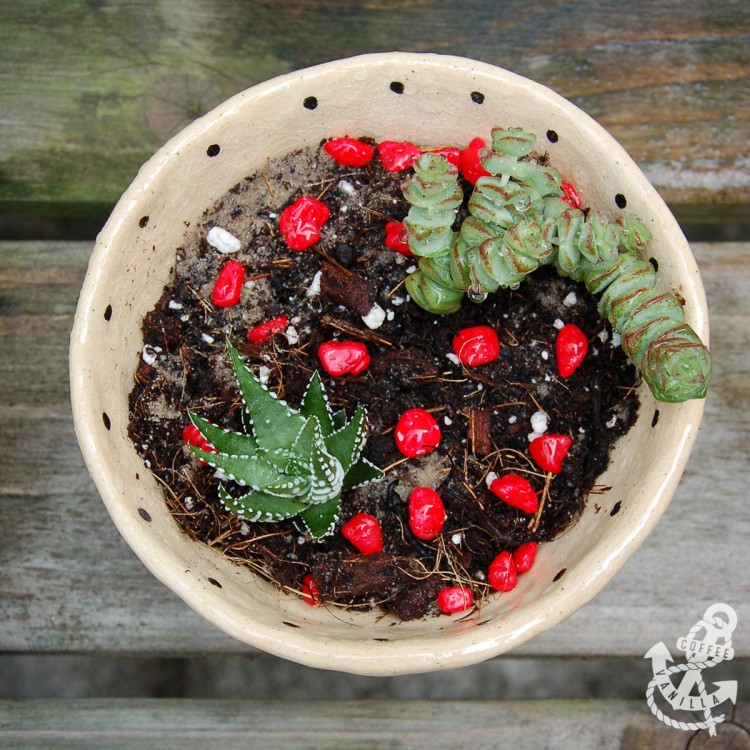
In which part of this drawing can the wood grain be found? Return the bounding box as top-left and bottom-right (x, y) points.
(0, 0), (748, 218)
(0, 240), (748, 657)
(1, 698), (735, 749)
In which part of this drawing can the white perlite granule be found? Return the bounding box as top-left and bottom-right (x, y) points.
(142, 344), (162, 366)
(206, 226), (241, 254)
(361, 304), (386, 329)
(530, 411), (549, 434)
(306, 270), (322, 297)
(553, 318), (565, 330)
(563, 291), (577, 307)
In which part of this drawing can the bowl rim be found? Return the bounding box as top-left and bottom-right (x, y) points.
(70, 51), (707, 675)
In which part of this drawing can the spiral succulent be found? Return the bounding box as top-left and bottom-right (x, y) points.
(188, 342), (384, 539)
(401, 126), (711, 403)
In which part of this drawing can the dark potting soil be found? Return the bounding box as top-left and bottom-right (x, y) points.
(127, 140), (639, 620)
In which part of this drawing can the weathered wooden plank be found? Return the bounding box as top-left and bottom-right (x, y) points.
(0, 241), (748, 657)
(0, 698), (735, 749)
(0, 0), (747, 218)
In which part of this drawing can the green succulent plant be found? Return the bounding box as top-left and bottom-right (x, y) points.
(402, 126), (712, 403)
(188, 342), (384, 540)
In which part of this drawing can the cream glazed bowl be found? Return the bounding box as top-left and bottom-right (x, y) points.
(70, 52), (708, 675)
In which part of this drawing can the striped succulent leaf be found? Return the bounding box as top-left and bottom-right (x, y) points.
(188, 342), (384, 539)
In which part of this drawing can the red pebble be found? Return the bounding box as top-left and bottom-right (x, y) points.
(384, 220), (414, 257)
(341, 513), (383, 555)
(530, 434), (573, 474)
(556, 323), (589, 378)
(377, 140), (422, 172)
(211, 259), (245, 307)
(428, 147), (462, 169)
(489, 473), (539, 514)
(300, 573), (321, 605)
(247, 315), (289, 344)
(317, 341), (371, 377)
(279, 195), (331, 251)
(460, 137), (491, 185)
(488, 550), (517, 592)
(324, 137), (375, 167)
(512, 542), (538, 574)
(394, 408), (442, 458)
(437, 586), (474, 614)
(408, 487), (446, 541)
(452, 325), (501, 367)
(182, 423), (217, 462)
(561, 180), (582, 209)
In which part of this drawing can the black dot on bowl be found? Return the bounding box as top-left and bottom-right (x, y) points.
(553, 568), (567, 582)
(649, 257), (659, 272)
(373, 637), (390, 642)
(138, 507), (152, 523)
(102, 412), (111, 430)
(103, 304), (112, 321)
(138, 215), (149, 228)
(207, 577), (222, 589)
(546, 129), (559, 143)
(470, 90), (485, 104)
(651, 409), (660, 428)
(283, 620), (301, 628)
(389, 81), (404, 94)
(615, 193), (627, 208)
(303, 96), (318, 110)
(206, 144), (220, 157)
(610, 500), (623, 517)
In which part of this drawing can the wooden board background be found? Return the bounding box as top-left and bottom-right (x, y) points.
(0, 0), (748, 220)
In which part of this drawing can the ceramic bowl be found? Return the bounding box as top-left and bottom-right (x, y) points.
(70, 52), (708, 675)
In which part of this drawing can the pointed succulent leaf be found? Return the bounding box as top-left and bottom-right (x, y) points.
(307, 419), (345, 504)
(262, 473), (312, 499)
(331, 409), (347, 431)
(190, 447), (281, 489)
(297, 493), (342, 540)
(227, 341), (305, 450)
(289, 415), (317, 464)
(219, 484), (308, 522)
(324, 405), (367, 475)
(300, 371), (335, 436)
(342, 456), (385, 491)
(188, 411), (258, 457)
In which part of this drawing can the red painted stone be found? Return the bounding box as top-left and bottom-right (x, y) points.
(529, 434), (573, 474)
(182, 423), (217, 463)
(460, 137), (491, 185)
(561, 180), (582, 209)
(377, 140), (421, 172)
(394, 408), (441, 458)
(341, 513), (384, 555)
(247, 315), (289, 344)
(384, 220), (414, 257)
(512, 542), (538, 574)
(488, 550), (517, 592)
(452, 325), (501, 367)
(556, 323), (589, 378)
(489, 473), (539, 514)
(324, 137), (375, 167)
(300, 573), (321, 605)
(317, 341), (371, 377)
(408, 487), (446, 541)
(279, 195), (331, 251)
(211, 260), (245, 307)
(437, 586), (474, 614)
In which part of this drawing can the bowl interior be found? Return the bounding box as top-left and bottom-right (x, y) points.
(70, 52), (707, 675)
